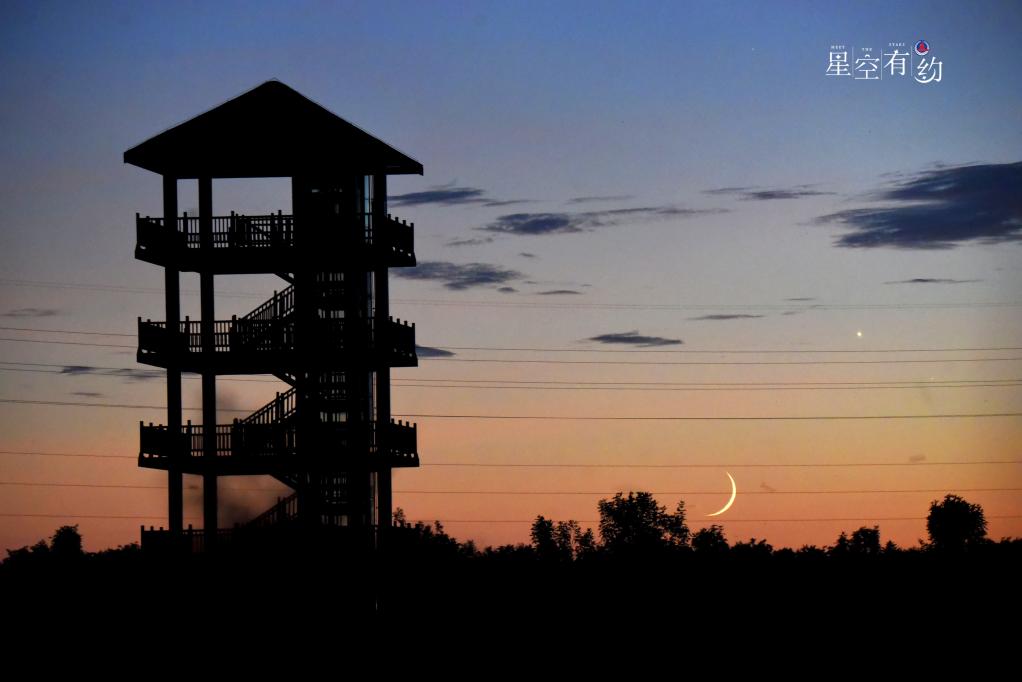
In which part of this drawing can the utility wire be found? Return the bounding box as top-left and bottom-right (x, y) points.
(5, 361), (1020, 387)
(2, 337), (1018, 364)
(2, 512), (1021, 523)
(4, 367), (1018, 392)
(3, 277), (1020, 311)
(2, 481), (1020, 496)
(3, 450), (1019, 468)
(4, 325), (1022, 355)
(2, 397), (1021, 419)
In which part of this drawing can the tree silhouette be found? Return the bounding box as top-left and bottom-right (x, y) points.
(926, 494), (988, 552)
(50, 525), (83, 559)
(531, 516), (595, 561)
(848, 526), (881, 557)
(597, 492), (689, 557)
(691, 524), (729, 555)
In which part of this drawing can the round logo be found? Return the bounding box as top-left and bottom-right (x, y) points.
(914, 40), (930, 56)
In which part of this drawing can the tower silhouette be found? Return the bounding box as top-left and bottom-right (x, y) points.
(126, 81), (422, 550)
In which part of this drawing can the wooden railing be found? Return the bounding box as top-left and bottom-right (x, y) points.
(136, 211), (295, 250)
(242, 389), (296, 426)
(140, 418), (417, 464)
(379, 213), (415, 263)
(242, 286), (295, 323)
(135, 210), (412, 259)
(138, 316), (413, 358)
(387, 420), (418, 458)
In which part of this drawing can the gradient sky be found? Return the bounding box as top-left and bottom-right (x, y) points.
(1, 1), (1020, 552)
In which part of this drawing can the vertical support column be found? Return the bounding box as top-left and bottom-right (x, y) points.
(163, 175), (183, 534)
(290, 175), (313, 527)
(199, 176), (218, 546)
(373, 173), (393, 534)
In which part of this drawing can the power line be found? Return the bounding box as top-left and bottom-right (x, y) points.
(3, 481), (1019, 496)
(0, 450), (135, 459)
(0, 515), (1017, 527)
(5, 325), (1022, 355)
(11, 335), (1014, 363)
(3, 397), (1021, 419)
(12, 335), (1014, 363)
(4, 450), (1019, 468)
(430, 344), (1022, 355)
(0, 337), (136, 348)
(6, 359), (1013, 386)
(417, 460), (1022, 469)
(4, 276), (1021, 311)
(0, 326), (136, 338)
(398, 412), (1022, 421)
(425, 357), (1022, 366)
(5, 367), (1018, 392)
(5, 360), (1019, 388)
(388, 382), (1022, 392)
(397, 376), (1022, 386)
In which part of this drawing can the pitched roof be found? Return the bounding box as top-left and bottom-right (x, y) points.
(124, 81), (423, 178)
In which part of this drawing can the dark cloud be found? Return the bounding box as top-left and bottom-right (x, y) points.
(815, 161), (1022, 249)
(390, 186), (484, 206)
(586, 330), (683, 347)
(389, 184), (529, 208)
(3, 308), (61, 318)
(568, 195), (634, 204)
(884, 278), (981, 285)
(785, 297), (816, 301)
(908, 454), (927, 463)
(480, 205), (722, 236)
(519, 252), (538, 259)
(70, 391), (104, 398)
(760, 482), (777, 493)
(536, 289), (582, 296)
(497, 286), (518, 294)
(415, 345), (456, 358)
(394, 261), (523, 290)
(60, 365), (163, 381)
(704, 185), (835, 200)
(445, 236), (495, 247)
(688, 314), (765, 321)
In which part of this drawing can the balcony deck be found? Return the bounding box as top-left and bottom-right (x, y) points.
(137, 316), (417, 372)
(139, 419), (418, 475)
(135, 211), (415, 272)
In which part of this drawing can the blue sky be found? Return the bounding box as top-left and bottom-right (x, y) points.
(1, 1), (1020, 551)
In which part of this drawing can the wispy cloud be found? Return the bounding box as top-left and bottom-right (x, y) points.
(70, 391), (104, 398)
(908, 454), (927, 463)
(519, 252), (538, 259)
(815, 161), (1022, 249)
(585, 330), (683, 347)
(705, 185), (836, 201)
(497, 286), (518, 294)
(568, 195), (634, 204)
(2, 308), (61, 318)
(415, 345), (456, 358)
(445, 236), (495, 247)
(688, 314), (765, 321)
(536, 289), (582, 295)
(60, 365), (163, 381)
(394, 261), (523, 290)
(390, 184), (529, 208)
(884, 278), (981, 285)
(785, 297), (816, 302)
(480, 205), (723, 236)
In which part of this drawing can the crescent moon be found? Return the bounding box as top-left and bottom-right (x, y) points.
(706, 472), (737, 517)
